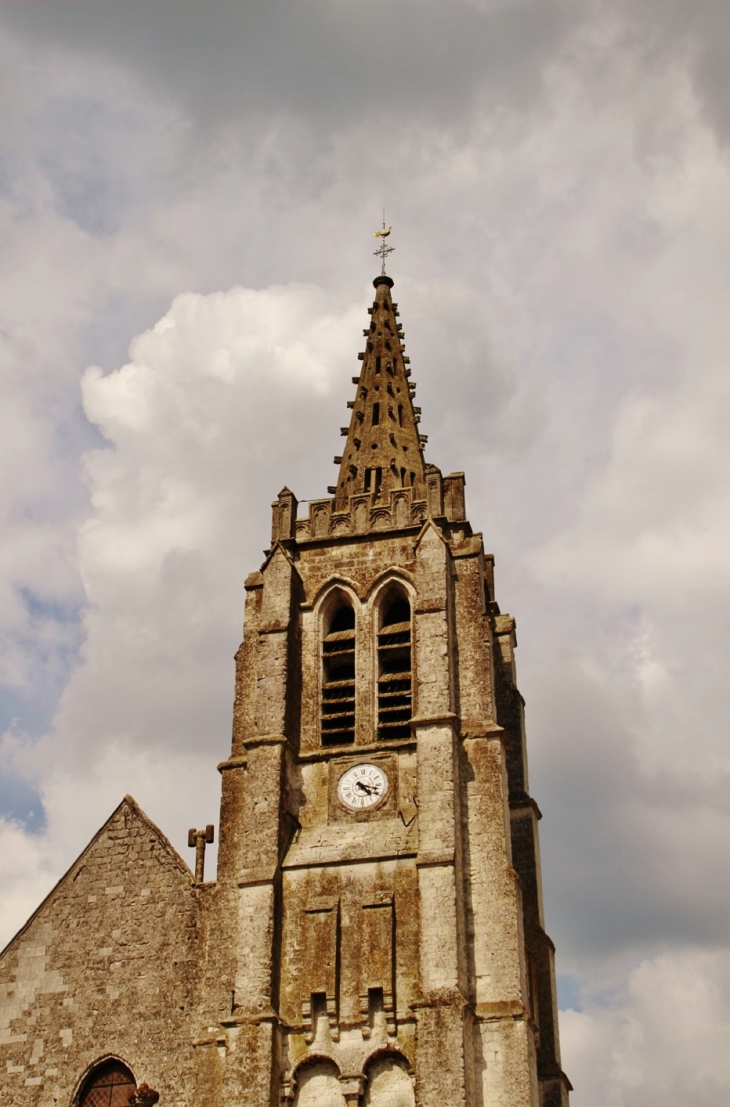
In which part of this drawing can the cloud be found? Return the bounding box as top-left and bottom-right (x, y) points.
(0, 282), (362, 939)
(561, 949), (730, 1106)
(1, 4), (730, 1103)
(69, 282), (359, 754)
(0, 1), (575, 131)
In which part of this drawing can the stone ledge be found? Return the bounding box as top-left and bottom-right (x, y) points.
(221, 1008), (280, 1028)
(293, 522), (425, 548)
(217, 755), (248, 773)
(450, 538), (485, 559)
(238, 867), (278, 887)
(258, 622), (289, 636)
(242, 733), (288, 750)
(296, 737), (416, 762)
(410, 712), (458, 730)
(474, 999), (528, 1021)
(416, 849), (455, 867)
(539, 1069), (574, 1093)
(508, 793), (543, 820)
(283, 847), (417, 872)
(461, 724), (505, 743)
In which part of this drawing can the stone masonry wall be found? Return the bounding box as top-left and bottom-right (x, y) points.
(0, 797), (201, 1107)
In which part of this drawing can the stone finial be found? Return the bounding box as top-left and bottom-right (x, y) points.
(271, 487), (298, 544)
(128, 1084), (160, 1106)
(443, 471), (466, 522)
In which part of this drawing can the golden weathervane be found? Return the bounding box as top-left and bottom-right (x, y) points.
(373, 215), (394, 275)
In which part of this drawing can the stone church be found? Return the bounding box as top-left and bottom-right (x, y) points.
(0, 266), (571, 1107)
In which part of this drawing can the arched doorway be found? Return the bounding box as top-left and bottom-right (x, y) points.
(78, 1058), (136, 1107)
(363, 1054), (415, 1107)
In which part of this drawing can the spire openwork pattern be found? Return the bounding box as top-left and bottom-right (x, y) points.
(333, 276), (427, 510)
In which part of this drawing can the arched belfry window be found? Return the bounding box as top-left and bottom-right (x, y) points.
(377, 591), (412, 740)
(321, 598), (356, 746)
(78, 1059), (136, 1107)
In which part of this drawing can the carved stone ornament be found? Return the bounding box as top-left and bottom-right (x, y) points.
(128, 1084), (160, 1106)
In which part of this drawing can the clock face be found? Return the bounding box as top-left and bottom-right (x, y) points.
(337, 763), (389, 810)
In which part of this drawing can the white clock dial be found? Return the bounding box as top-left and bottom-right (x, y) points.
(337, 763), (388, 810)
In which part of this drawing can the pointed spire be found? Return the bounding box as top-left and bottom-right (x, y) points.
(334, 275), (426, 509)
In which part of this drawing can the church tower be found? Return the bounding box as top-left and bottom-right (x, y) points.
(0, 246), (571, 1107)
(205, 265), (571, 1107)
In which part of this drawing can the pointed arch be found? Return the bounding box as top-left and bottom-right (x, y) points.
(75, 1056), (136, 1106)
(318, 584), (358, 746)
(309, 574), (364, 609)
(364, 566), (415, 604)
(372, 578), (414, 741)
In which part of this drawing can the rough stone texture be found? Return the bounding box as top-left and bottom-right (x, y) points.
(0, 274), (570, 1106)
(0, 797), (201, 1106)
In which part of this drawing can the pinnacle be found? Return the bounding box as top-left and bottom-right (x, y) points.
(333, 277), (426, 508)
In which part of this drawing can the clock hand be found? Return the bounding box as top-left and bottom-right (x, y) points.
(355, 780), (377, 796)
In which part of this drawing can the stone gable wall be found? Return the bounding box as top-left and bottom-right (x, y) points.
(0, 799), (200, 1107)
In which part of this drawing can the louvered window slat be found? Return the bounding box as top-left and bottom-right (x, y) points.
(377, 596), (412, 740)
(321, 604), (356, 745)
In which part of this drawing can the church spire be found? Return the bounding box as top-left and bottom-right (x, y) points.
(333, 267), (427, 510)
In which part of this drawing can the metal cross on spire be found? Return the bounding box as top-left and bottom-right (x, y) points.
(373, 213), (394, 275)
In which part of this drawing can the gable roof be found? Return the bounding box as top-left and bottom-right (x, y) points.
(0, 795), (193, 960)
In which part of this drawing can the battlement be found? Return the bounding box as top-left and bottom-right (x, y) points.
(271, 469), (467, 545)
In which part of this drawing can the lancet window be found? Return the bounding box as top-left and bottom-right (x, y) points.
(321, 599), (356, 745)
(78, 1059), (136, 1107)
(377, 591), (412, 740)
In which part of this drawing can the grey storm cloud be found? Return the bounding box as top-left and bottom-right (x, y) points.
(2, 0), (729, 150)
(0, 0), (574, 126)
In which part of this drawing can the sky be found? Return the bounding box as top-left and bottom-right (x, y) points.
(1, 1), (729, 1102)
